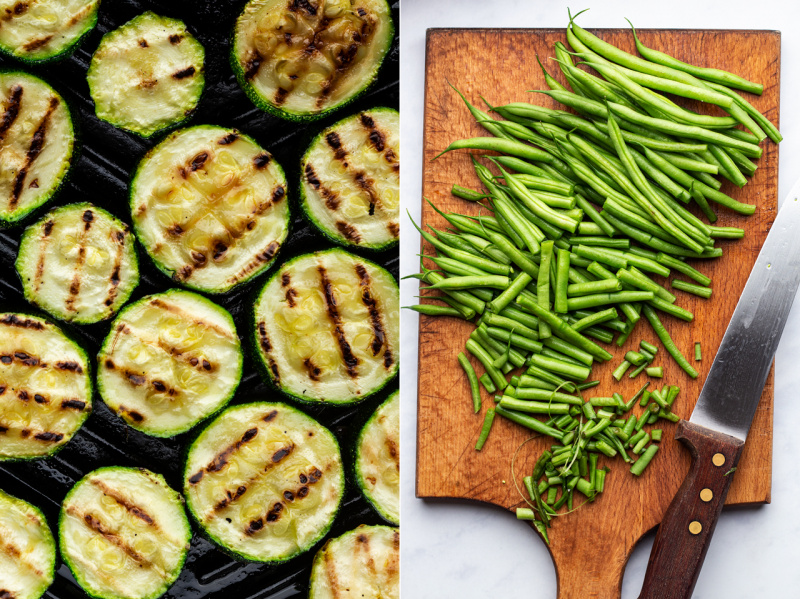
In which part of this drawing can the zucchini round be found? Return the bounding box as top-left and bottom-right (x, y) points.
(308, 524), (399, 599)
(0, 0), (99, 63)
(232, 0), (394, 121)
(0, 71), (74, 227)
(96, 289), (242, 438)
(183, 402), (344, 563)
(252, 248), (398, 404)
(300, 107), (399, 250)
(130, 125), (290, 293)
(355, 390), (398, 524)
(87, 12), (205, 138)
(0, 313), (92, 461)
(59, 467), (191, 599)
(0, 489), (56, 599)
(15, 203), (139, 324)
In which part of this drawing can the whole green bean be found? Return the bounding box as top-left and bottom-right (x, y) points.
(405, 304), (466, 319)
(475, 408), (496, 451)
(434, 137), (554, 163)
(671, 279), (713, 298)
(642, 305), (698, 378)
(458, 352), (482, 413)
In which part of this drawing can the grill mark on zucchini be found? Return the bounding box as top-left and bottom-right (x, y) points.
(0, 84), (22, 140)
(189, 426), (260, 484)
(387, 221), (399, 238)
(9, 95), (58, 209)
(336, 221), (360, 243)
(359, 112), (400, 172)
(244, 50), (263, 80)
(33, 219), (56, 293)
(325, 130), (382, 215)
(88, 479), (157, 527)
(0, 313), (44, 330)
(172, 66), (197, 80)
(106, 323), (218, 375)
(318, 265), (359, 378)
(227, 239), (281, 286)
(304, 163), (339, 210)
(257, 321), (271, 353)
(146, 299), (235, 341)
(354, 263), (393, 367)
(63, 209), (95, 313)
(356, 531), (378, 583)
(323, 547), (341, 598)
(104, 231), (127, 308)
(0, 536), (46, 579)
(1, 1), (29, 20)
(22, 35), (54, 52)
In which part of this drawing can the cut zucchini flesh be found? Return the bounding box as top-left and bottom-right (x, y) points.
(232, 0), (393, 120)
(16, 203), (139, 324)
(59, 467), (191, 599)
(183, 402), (344, 563)
(131, 125), (290, 293)
(96, 289), (242, 438)
(309, 524), (399, 599)
(0, 489), (55, 599)
(0, 71), (74, 226)
(301, 107), (399, 249)
(253, 248), (398, 404)
(87, 12), (205, 138)
(0, 0), (99, 62)
(0, 313), (91, 460)
(355, 390), (398, 524)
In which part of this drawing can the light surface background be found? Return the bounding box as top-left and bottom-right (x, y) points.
(399, 0), (800, 597)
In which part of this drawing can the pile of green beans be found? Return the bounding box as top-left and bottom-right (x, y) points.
(515, 382), (678, 541)
(407, 13), (779, 538)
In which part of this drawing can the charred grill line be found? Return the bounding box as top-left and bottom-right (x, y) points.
(0, 84), (23, 140)
(318, 266), (359, 377)
(355, 264), (392, 367)
(336, 221), (360, 243)
(22, 35), (53, 52)
(103, 230), (126, 308)
(0, 314), (43, 329)
(304, 163), (340, 210)
(10, 95), (59, 208)
(172, 66), (197, 79)
(190, 427), (260, 483)
(89, 479), (157, 527)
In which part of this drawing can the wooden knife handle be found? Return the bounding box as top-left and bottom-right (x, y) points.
(638, 420), (746, 599)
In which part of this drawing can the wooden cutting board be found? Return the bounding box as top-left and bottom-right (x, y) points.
(416, 28), (780, 598)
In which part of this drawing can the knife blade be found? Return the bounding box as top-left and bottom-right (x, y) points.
(639, 181), (800, 599)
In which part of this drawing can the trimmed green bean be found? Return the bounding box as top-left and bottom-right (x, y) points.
(434, 137), (554, 163)
(458, 352), (482, 413)
(643, 306), (698, 378)
(671, 279), (712, 298)
(630, 445), (659, 476)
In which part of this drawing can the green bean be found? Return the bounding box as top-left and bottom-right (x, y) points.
(612, 360), (631, 381)
(567, 278), (623, 297)
(642, 305), (698, 378)
(630, 445), (659, 476)
(420, 271), (486, 315)
(499, 167), (581, 233)
(568, 236), (630, 250)
(475, 409), (496, 452)
(492, 196), (541, 255)
(625, 351), (647, 366)
(567, 291), (654, 311)
(434, 136), (554, 163)
(458, 352), (482, 413)
(554, 248), (571, 314)
(648, 296), (693, 322)
(570, 307), (619, 332)
(627, 21), (763, 95)
(480, 374), (497, 395)
(608, 102), (761, 158)
(449, 81), (515, 140)
(514, 388), (583, 405)
(451, 184), (488, 202)
(695, 342), (702, 362)
(516, 295), (613, 362)
(601, 212), (715, 259)
(537, 52), (568, 92)
(538, 240), (555, 339)
(499, 397), (572, 415)
(617, 268), (676, 303)
(542, 336), (594, 367)
(485, 326), (544, 354)
(429, 275), (510, 291)
(573, 244), (628, 270)
(531, 354), (591, 382)
(512, 173), (575, 196)
(657, 151), (719, 175)
(705, 81), (781, 143)
(424, 254), (491, 278)
(495, 405), (564, 440)
(483, 229), (540, 280)
(708, 144), (747, 187)
(417, 294), (477, 320)
(475, 325), (526, 368)
(405, 304), (466, 319)
(709, 226), (745, 239)
(671, 279), (712, 298)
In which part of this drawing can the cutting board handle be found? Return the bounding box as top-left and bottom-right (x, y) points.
(638, 420), (745, 599)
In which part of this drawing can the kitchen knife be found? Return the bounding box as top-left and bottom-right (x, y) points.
(638, 182), (800, 599)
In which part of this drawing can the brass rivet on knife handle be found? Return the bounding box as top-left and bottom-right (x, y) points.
(712, 453), (725, 467)
(688, 521), (702, 535)
(700, 489), (713, 502)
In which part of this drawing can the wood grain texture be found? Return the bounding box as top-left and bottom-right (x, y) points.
(416, 28), (779, 597)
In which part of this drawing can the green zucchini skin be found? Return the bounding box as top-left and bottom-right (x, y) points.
(0, 312), (92, 462)
(15, 202), (140, 325)
(354, 390), (399, 524)
(252, 247), (399, 406)
(299, 107), (399, 250)
(0, 489), (56, 599)
(96, 289), (243, 438)
(129, 125), (290, 294)
(0, 70), (75, 227)
(0, 0), (100, 64)
(183, 401), (345, 563)
(59, 466), (191, 599)
(308, 524), (399, 599)
(231, 0), (394, 122)
(87, 12), (205, 138)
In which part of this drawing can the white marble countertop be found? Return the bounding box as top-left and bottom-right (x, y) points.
(399, 1), (800, 596)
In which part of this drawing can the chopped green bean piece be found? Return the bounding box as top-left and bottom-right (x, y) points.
(612, 360), (631, 381)
(646, 366), (664, 378)
(695, 342), (702, 361)
(475, 408), (496, 451)
(630, 445), (659, 476)
(458, 352), (482, 413)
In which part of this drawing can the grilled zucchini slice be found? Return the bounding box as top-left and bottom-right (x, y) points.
(131, 125), (290, 293)
(183, 402), (344, 563)
(0, 489), (56, 599)
(0, 313), (91, 461)
(252, 248), (398, 404)
(232, 0), (393, 121)
(309, 524), (399, 599)
(59, 467), (191, 599)
(300, 107), (399, 249)
(355, 390), (398, 524)
(0, 0), (99, 63)
(16, 203), (139, 324)
(87, 12), (205, 138)
(0, 71), (74, 226)
(96, 289), (242, 438)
